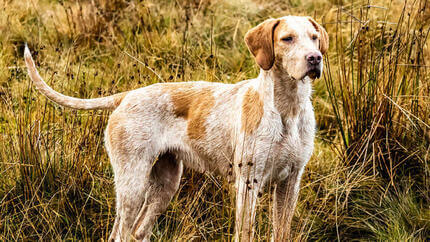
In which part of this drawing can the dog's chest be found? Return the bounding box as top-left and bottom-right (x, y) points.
(269, 106), (315, 179)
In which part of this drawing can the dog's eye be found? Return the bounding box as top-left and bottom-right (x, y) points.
(282, 36), (293, 42)
(311, 35), (318, 41)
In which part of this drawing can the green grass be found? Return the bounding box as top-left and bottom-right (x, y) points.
(0, 0), (429, 240)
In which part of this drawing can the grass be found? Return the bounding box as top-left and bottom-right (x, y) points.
(0, 0), (429, 240)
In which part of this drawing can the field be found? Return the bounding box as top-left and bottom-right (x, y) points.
(0, 0), (429, 240)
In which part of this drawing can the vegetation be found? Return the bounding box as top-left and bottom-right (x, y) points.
(0, 0), (429, 240)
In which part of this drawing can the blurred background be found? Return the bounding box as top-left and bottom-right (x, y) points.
(0, 0), (429, 240)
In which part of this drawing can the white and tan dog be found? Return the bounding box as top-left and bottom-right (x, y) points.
(25, 16), (328, 241)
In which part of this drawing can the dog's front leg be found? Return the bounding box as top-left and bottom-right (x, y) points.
(272, 166), (304, 241)
(234, 175), (260, 242)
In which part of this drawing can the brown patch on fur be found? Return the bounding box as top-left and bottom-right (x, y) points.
(166, 83), (195, 118)
(187, 90), (215, 140)
(163, 83), (215, 140)
(241, 88), (264, 135)
(245, 18), (280, 70)
(107, 114), (128, 156)
(308, 17), (329, 54)
(112, 92), (129, 108)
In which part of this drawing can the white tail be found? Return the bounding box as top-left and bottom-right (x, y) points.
(24, 45), (127, 110)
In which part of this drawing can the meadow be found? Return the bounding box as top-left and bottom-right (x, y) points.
(0, 0), (429, 240)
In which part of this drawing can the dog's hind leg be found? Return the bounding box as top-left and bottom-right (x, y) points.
(108, 152), (155, 242)
(105, 112), (161, 241)
(131, 151), (183, 241)
(108, 211), (120, 241)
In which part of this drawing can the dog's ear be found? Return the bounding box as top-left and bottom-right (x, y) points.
(308, 17), (329, 55)
(245, 18), (280, 70)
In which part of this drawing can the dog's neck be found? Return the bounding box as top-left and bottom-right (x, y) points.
(257, 68), (312, 120)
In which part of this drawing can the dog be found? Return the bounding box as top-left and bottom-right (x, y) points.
(25, 15), (328, 241)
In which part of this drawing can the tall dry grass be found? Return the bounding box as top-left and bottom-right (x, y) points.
(0, 0), (429, 240)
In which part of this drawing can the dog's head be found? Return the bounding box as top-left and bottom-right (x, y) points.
(245, 16), (328, 80)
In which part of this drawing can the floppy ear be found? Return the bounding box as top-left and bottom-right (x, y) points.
(244, 18), (280, 70)
(308, 17), (329, 54)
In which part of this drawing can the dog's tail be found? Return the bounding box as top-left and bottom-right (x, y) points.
(24, 45), (127, 110)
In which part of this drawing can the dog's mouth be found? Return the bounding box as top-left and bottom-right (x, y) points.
(305, 67), (321, 80)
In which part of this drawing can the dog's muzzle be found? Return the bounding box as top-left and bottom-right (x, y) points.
(305, 66), (321, 79)
(305, 52), (322, 79)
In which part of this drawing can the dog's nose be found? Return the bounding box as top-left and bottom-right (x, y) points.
(306, 52), (322, 65)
